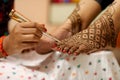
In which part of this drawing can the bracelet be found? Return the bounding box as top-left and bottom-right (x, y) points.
(0, 36), (8, 57)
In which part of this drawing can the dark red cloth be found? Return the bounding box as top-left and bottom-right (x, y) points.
(0, 0), (14, 37)
(96, 0), (114, 10)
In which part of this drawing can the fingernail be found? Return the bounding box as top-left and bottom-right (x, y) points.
(42, 24), (45, 27)
(44, 28), (47, 32)
(68, 51), (71, 54)
(57, 47), (61, 51)
(42, 28), (47, 32)
(51, 43), (57, 48)
(63, 50), (66, 53)
(41, 24), (47, 32)
(74, 52), (78, 56)
(60, 48), (62, 51)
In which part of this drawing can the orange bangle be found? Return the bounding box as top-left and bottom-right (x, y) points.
(0, 36), (8, 57)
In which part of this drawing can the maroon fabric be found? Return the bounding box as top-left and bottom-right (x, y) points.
(0, 0), (14, 36)
(95, 0), (114, 10)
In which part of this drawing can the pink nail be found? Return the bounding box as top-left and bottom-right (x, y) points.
(63, 50), (66, 53)
(74, 52), (78, 56)
(51, 43), (57, 48)
(57, 47), (61, 51)
(58, 47), (61, 50)
(68, 51), (71, 54)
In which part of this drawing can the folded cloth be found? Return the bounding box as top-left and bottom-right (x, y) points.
(0, 51), (52, 66)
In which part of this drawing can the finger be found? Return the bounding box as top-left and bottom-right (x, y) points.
(51, 42), (63, 52)
(36, 24), (47, 32)
(51, 44), (61, 51)
(20, 27), (37, 34)
(16, 22), (37, 28)
(62, 45), (70, 53)
(68, 46), (78, 55)
(16, 42), (37, 53)
(21, 34), (40, 42)
(14, 22), (45, 37)
(59, 44), (66, 52)
(21, 42), (38, 49)
(74, 44), (88, 56)
(55, 44), (66, 52)
(17, 22), (46, 33)
(56, 42), (63, 46)
(21, 48), (35, 54)
(21, 49), (31, 53)
(21, 27), (43, 38)
(51, 42), (57, 48)
(51, 41), (62, 49)
(19, 23), (44, 38)
(55, 38), (68, 46)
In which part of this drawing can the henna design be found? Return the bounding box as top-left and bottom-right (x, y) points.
(76, 3), (118, 52)
(68, 4), (82, 35)
(55, 2), (119, 55)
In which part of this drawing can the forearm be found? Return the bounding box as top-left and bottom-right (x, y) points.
(112, 0), (120, 33)
(63, 0), (102, 32)
(85, 0), (120, 48)
(3, 36), (12, 55)
(77, 0), (102, 28)
(52, 0), (102, 40)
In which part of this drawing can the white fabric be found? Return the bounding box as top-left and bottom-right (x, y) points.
(1, 51), (52, 66)
(0, 50), (120, 80)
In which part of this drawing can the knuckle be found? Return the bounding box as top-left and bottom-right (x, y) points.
(32, 22), (37, 27)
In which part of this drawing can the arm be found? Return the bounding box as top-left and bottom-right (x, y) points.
(57, 0), (102, 35)
(36, 0), (102, 54)
(52, 0), (120, 55)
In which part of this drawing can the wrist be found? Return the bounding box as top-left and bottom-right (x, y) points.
(67, 5), (82, 34)
(61, 19), (73, 32)
(3, 36), (13, 56)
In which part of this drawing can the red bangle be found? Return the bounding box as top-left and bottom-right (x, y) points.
(0, 36), (8, 57)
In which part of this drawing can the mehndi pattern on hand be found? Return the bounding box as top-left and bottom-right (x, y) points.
(53, 2), (118, 55)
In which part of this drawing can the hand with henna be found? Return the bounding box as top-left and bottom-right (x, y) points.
(52, 1), (120, 56)
(36, 0), (102, 54)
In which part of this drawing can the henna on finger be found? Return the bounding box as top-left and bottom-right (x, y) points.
(73, 44), (88, 55)
(59, 44), (66, 52)
(68, 46), (78, 55)
(62, 46), (70, 53)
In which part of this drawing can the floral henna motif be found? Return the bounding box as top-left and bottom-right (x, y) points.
(55, 2), (118, 55)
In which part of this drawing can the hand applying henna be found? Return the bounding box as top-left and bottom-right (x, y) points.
(36, 0), (105, 54)
(52, 1), (120, 56)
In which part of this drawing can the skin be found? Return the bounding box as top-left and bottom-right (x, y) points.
(52, 0), (120, 55)
(1, 0), (118, 57)
(0, 22), (46, 57)
(36, 0), (102, 54)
